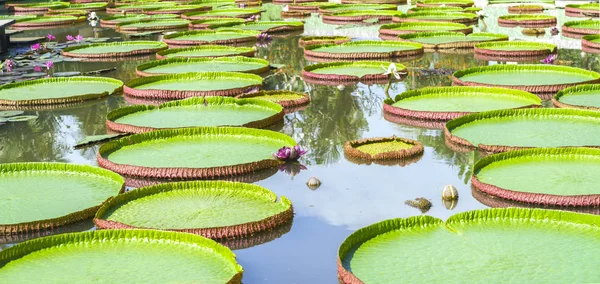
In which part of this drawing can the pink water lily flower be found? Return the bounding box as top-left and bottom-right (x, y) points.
(5, 59), (14, 72)
(66, 35), (75, 41)
(33, 66), (42, 72)
(540, 54), (557, 64)
(47, 34), (56, 41)
(75, 35), (84, 42)
(31, 43), (41, 51)
(45, 61), (53, 70)
(273, 145), (307, 161)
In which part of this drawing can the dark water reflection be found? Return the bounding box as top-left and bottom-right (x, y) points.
(0, 4), (599, 283)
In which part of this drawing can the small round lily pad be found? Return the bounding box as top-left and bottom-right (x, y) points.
(474, 41), (557, 61)
(322, 10), (402, 24)
(508, 4), (544, 13)
(233, 21), (304, 34)
(343, 136), (424, 161)
(182, 8), (261, 20)
(236, 90), (311, 111)
(298, 36), (351, 47)
(553, 84), (600, 111)
(498, 14), (557, 28)
(94, 180), (293, 239)
(318, 3), (396, 15)
(189, 18), (246, 29)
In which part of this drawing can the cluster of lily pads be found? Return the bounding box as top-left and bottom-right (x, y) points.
(0, 0), (599, 282)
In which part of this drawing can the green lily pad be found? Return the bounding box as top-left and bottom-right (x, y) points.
(379, 22), (472, 38)
(398, 32), (507, 49)
(108, 2), (177, 12)
(7, 115), (38, 122)
(46, 9), (88, 16)
(473, 148), (600, 207)
(156, 45), (256, 59)
(393, 12), (477, 23)
(189, 17), (246, 29)
(106, 96), (283, 133)
(183, 8), (261, 19)
(0, 230), (242, 283)
(124, 72), (263, 99)
(236, 90), (310, 109)
(299, 36), (351, 46)
(0, 77), (123, 107)
(475, 41), (556, 51)
(74, 133), (127, 148)
(445, 108), (600, 152)
(416, 0), (474, 7)
(304, 40), (423, 60)
(566, 3), (600, 11)
(97, 127), (296, 179)
(62, 41), (168, 58)
(343, 136), (424, 162)
(136, 57), (270, 76)
(498, 14), (556, 27)
(452, 64), (600, 96)
(12, 16), (85, 28)
(116, 19), (191, 32)
(100, 14), (179, 26)
(553, 84), (600, 110)
(408, 6), (464, 13)
(563, 20), (600, 37)
(318, 3), (396, 14)
(95, 180), (292, 238)
(324, 10), (403, 22)
(303, 61), (406, 83)
(57, 2), (108, 11)
(163, 29), (259, 46)
(0, 163), (124, 233)
(0, 111), (24, 117)
(145, 4), (211, 14)
(233, 21), (304, 33)
(12, 2), (70, 10)
(338, 208), (600, 283)
(566, 3), (600, 17)
(385, 86), (541, 121)
(489, 0), (554, 3)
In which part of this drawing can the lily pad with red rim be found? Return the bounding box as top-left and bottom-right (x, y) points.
(553, 84), (600, 110)
(302, 61), (406, 85)
(0, 229), (243, 283)
(444, 108), (600, 153)
(182, 8), (261, 20)
(136, 56), (270, 76)
(317, 3), (396, 15)
(156, 45), (256, 59)
(415, 0), (474, 7)
(304, 40), (424, 61)
(397, 32), (508, 50)
(582, 34), (600, 54)
(298, 36), (351, 46)
(0, 163), (124, 234)
(236, 90), (310, 111)
(498, 14), (556, 28)
(106, 96), (283, 133)
(565, 3), (600, 17)
(562, 20), (600, 38)
(343, 136), (424, 162)
(189, 17), (246, 29)
(62, 41), (168, 58)
(116, 19), (191, 32)
(474, 41), (556, 61)
(379, 22), (473, 40)
(11, 15), (85, 28)
(322, 10), (403, 23)
(97, 127), (296, 179)
(393, 11), (477, 24)
(94, 180), (293, 239)
(232, 21), (304, 33)
(338, 208), (600, 283)
(162, 29), (260, 47)
(508, 4), (544, 13)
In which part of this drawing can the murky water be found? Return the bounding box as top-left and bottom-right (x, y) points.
(0, 2), (599, 283)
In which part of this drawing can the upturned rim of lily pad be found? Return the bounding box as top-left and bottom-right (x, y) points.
(498, 14), (556, 28)
(49, 2), (108, 12)
(188, 17), (246, 29)
(11, 2), (70, 12)
(0, 162), (125, 234)
(162, 29), (260, 47)
(105, 2), (177, 14)
(452, 64), (600, 96)
(565, 3), (600, 17)
(392, 11), (478, 24)
(99, 14), (179, 27)
(115, 19), (191, 32)
(582, 34), (600, 54)
(343, 136), (424, 162)
(106, 96), (284, 133)
(62, 41), (168, 58)
(383, 86), (542, 121)
(94, 180), (293, 239)
(397, 31), (508, 50)
(304, 40), (424, 60)
(0, 76), (123, 107)
(135, 56), (270, 76)
(341, 0), (407, 4)
(317, 3), (396, 15)
(562, 20), (600, 36)
(0, 229), (243, 283)
(302, 61), (407, 84)
(155, 45), (256, 59)
(298, 36), (351, 47)
(337, 207), (600, 283)
(281, 10), (311, 18)
(472, 148), (600, 207)
(12, 15), (86, 27)
(553, 84), (600, 110)
(233, 21), (305, 34)
(415, 0), (474, 8)
(444, 108), (600, 153)
(507, 4), (544, 13)
(474, 41), (556, 61)
(378, 22), (473, 38)
(123, 71), (263, 99)
(181, 8), (261, 20)
(236, 90), (311, 110)
(97, 127), (296, 179)
(143, 4), (211, 15)
(322, 10), (402, 23)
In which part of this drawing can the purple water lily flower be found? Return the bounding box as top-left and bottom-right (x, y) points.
(45, 61), (53, 70)
(66, 35), (75, 41)
(273, 145), (307, 161)
(33, 66), (42, 72)
(75, 35), (84, 42)
(540, 54), (557, 64)
(47, 34), (56, 41)
(5, 59), (14, 72)
(31, 43), (41, 51)
(238, 3), (246, 8)
(257, 32), (272, 41)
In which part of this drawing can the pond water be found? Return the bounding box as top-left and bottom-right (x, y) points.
(0, 2), (599, 283)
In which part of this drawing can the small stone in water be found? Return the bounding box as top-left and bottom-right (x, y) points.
(306, 177), (321, 190)
(442, 185), (459, 201)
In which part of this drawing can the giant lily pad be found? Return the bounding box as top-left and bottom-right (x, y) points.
(452, 64), (600, 97)
(106, 96), (283, 133)
(12, 16), (85, 28)
(62, 41), (168, 58)
(408, 6), (466, 13)
(136, 57), (269, 76)
(45, 9), (88, 17)
(116, 19), (191, 32)
(562, 20), (600, 38)
(397, 32), (508, 50)
(144, 4), (211, 15)
(156, 45), (256, 59)
(100, 13), (179, 27)
(444, 108), (600, 152)
(233, 21), (304, 33)
(124, 72), (262, 99)
(323, 10), (403, 23)
(54, 2), (108, 11)
(393, 12), (477, 24)
(0, 163), (124, 233)
(338, 208), (600, 283)
(94, 181), (293, 239)
(304, 40), (423, 60)
(0, 230), (243, 283)
(472, 148), (600, 207)
(384, 86), (541, 121)
(289, 2), (333, 13)
(189, 18), (246, 29)
(182, 8), (261, 20)
(341, 0), (406, 4)
(582, 34), (600, 54)
(498, 14), (556, 28)
(379, 22), (472, 40)
(97, 127), (296, 179)
(0, 77), (123, 107)
(508, 4), (544, 13)
(162, 29), (259, 47)
(318, 4), (396, 14)
(489, 0), (554, 3)
(553, 84), (600, 110)
(106, 2), (177, 14)
(474, 41), (556, 61)
(415, 0), (474, 7)
(298, 36), (351, 46)
(565, 3), (600, 18)
(11, 2), (70, 12)
(343, 136), (424, 162)
(302, 61), (406, 85)
(236, 90), (310, 110)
